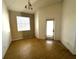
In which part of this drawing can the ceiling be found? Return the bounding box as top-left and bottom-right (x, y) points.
(4, 0), (62, 13)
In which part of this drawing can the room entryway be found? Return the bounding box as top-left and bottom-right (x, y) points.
(46, 20), (54, 40)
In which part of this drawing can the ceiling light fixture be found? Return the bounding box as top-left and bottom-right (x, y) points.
(25, 0), (33, 10)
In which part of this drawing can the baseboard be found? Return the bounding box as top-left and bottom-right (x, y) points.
(3, 38), (12, 58)
(61, 39), (76, 55)
(12, 36), (23, 41)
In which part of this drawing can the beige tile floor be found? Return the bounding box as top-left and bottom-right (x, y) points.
(4, 38), (76, 59)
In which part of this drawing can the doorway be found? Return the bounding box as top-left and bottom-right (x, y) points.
(46, 20), (54, 40)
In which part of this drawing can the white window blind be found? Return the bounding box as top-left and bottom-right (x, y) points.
(16, 16), (30, 31)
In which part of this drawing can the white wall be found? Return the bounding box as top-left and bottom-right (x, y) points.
(2, 1), (12, 58)
(35, 12), (40, 38)
(61, 0), (76, 54)
(35, 2), (62, 40)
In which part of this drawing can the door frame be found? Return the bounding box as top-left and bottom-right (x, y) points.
(45, 19), (55, 40)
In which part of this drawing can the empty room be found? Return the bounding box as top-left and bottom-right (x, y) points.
(2, 0), (76, 59)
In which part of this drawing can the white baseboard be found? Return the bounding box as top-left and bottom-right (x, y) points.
(61, 39), (76, 55)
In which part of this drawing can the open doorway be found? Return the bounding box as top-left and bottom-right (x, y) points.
(46, 19), (54, 40)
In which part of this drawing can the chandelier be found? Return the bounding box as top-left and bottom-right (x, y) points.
(25, 0), (33, 10)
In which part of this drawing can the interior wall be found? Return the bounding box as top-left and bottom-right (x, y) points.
(9, 11), (23, 41)
(21, 13), (35, 39)
(35, 2), (62, 40)
(2, 1), (12, 58)
(35, 12), (40, 38)
(9, 11), (35, 41)
(61, 0), (76, 54)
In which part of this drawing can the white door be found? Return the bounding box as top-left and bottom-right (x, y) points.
(46, 20), (54, 39)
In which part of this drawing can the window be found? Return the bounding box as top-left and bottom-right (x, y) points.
(16, 16), (30, 31)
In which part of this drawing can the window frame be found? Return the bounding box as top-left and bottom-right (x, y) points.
(16, 16), (31, 32)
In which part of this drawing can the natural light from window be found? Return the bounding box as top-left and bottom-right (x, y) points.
(16, 16), (30, 31)
(46, 20), (53, 37)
